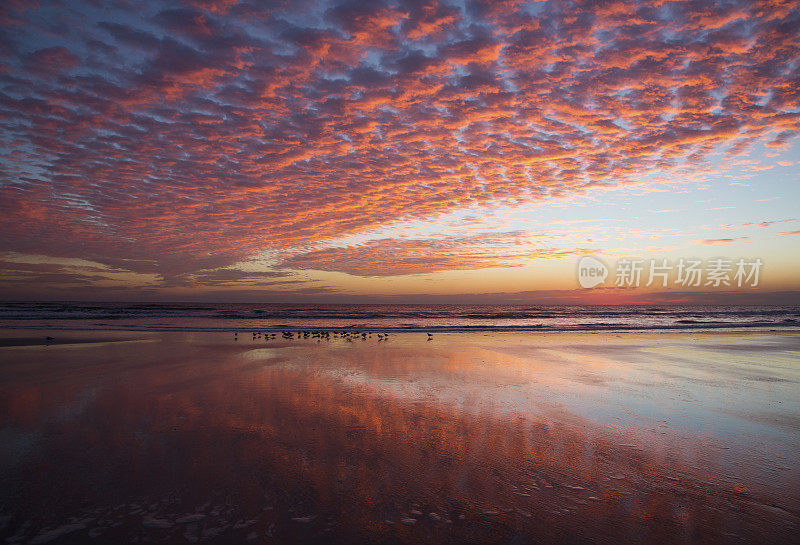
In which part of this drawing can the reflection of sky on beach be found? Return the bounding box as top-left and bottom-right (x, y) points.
(247, 333), (800, 484)
(1, 330), (799, 543)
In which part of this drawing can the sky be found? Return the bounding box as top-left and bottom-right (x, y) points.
(0, 0), (798, 303)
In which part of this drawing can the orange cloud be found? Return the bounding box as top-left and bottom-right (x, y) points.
(0, 0), (797, 292)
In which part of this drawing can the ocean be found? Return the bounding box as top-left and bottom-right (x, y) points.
(0, 302), (798, 332)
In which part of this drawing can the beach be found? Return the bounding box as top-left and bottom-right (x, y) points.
(0, 329), (798, 544)
(3, 0), (799, 542)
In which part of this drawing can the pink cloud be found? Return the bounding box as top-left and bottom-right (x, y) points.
(0, 0), (797, 292)
(281, 234), (589, 276)
(693, 237), (752, 245)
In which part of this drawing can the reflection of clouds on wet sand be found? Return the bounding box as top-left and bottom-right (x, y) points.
(0, 331), (798, 543)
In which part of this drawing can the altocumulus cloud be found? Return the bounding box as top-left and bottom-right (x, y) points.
(0, 0), (798, 282)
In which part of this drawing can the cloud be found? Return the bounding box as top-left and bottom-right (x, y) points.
(24, 46), (79, 74)
(0, 0), (797, 292)
(281, 233), (588, 276)
(170, 267), (300, 287)
(719, 218), (799, 229)
(0, 256), (157, 298)
(742, 219), (799, 228)
(693, 237), (751, 245)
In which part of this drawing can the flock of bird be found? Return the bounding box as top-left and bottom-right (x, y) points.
(233, 330), (434, 342)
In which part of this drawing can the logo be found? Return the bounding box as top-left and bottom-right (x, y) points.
(577, 255), (608, 288)
(575, 256), (762, 289)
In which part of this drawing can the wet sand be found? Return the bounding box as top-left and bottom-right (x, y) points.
(0, 330), (798, 544)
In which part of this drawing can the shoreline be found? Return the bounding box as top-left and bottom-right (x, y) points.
(2, 325), (800, 348)
(0, 322), (799, 334)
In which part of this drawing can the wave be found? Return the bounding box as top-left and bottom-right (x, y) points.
(0, 321), (796, 333)
(0, 302), (798, 333)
